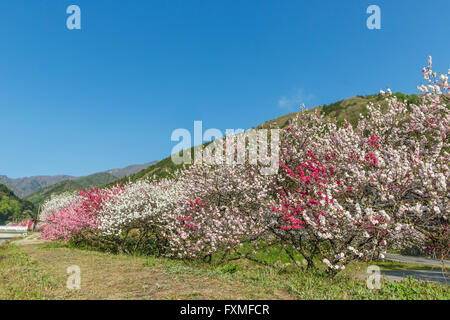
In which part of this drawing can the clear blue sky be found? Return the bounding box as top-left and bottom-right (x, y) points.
(0, 0), (449, 178)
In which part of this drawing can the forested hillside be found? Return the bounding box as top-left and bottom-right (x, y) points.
(0, 184), (35, 224)
(24, 172), (118, 205)
(28, 93), (424, 206)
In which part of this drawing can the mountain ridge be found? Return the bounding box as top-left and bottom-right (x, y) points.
(0, 175), (76, 198)
(1, 161), (157, 199)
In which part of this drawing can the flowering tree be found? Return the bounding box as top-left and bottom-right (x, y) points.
(97, 179), (183, 254)
(41, 185), (123, 242)
(164, 163), (272, 261)
(395, 57), (449, 262)
(39, 192), (78, 223)
(38, 57), (448, 274)
(96, 163), (273, 260)
(269, 109), (399, 272)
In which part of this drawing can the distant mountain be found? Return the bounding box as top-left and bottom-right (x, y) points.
(24, 172), (119, 206)
(0, 183), (35, 224)
(106, 162), (157, 179)
(1, 162), (157, 199)
(0, 175), (76, 198)
(23, 163), (158, 206)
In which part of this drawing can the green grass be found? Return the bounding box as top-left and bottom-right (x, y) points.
(0, 243), (60, 299)
(1, 241), (448, 300)
(140, 253), (449, 300)
(137, 243), (449, 300)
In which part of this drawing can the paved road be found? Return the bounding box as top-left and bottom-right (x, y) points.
(384, 253), (449, 267)
(382, 253), (449, 285)
(382, 269), (448, 285)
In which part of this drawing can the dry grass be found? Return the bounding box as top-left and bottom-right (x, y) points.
(0, 243), (293, 300)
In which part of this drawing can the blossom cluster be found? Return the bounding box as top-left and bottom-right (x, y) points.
(269, 57), (448, 271)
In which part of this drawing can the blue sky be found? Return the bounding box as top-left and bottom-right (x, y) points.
(0, 0), (449, 178)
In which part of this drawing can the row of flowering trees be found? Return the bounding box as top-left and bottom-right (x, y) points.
(40, 58), (449, 274)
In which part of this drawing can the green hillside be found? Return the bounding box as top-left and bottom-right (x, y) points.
(0, 184), (35, 224)
(112, 93), (420, 185)
(34, 92), (423, 203)
(75, 172), (120, 189)
(258, 92), (420, 129)
(25, 172), (118, 206)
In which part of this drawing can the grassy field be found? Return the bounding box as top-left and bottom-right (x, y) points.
(0, 241), (448, 300)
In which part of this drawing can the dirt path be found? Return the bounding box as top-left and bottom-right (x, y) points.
(12, 233), (44, 246)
